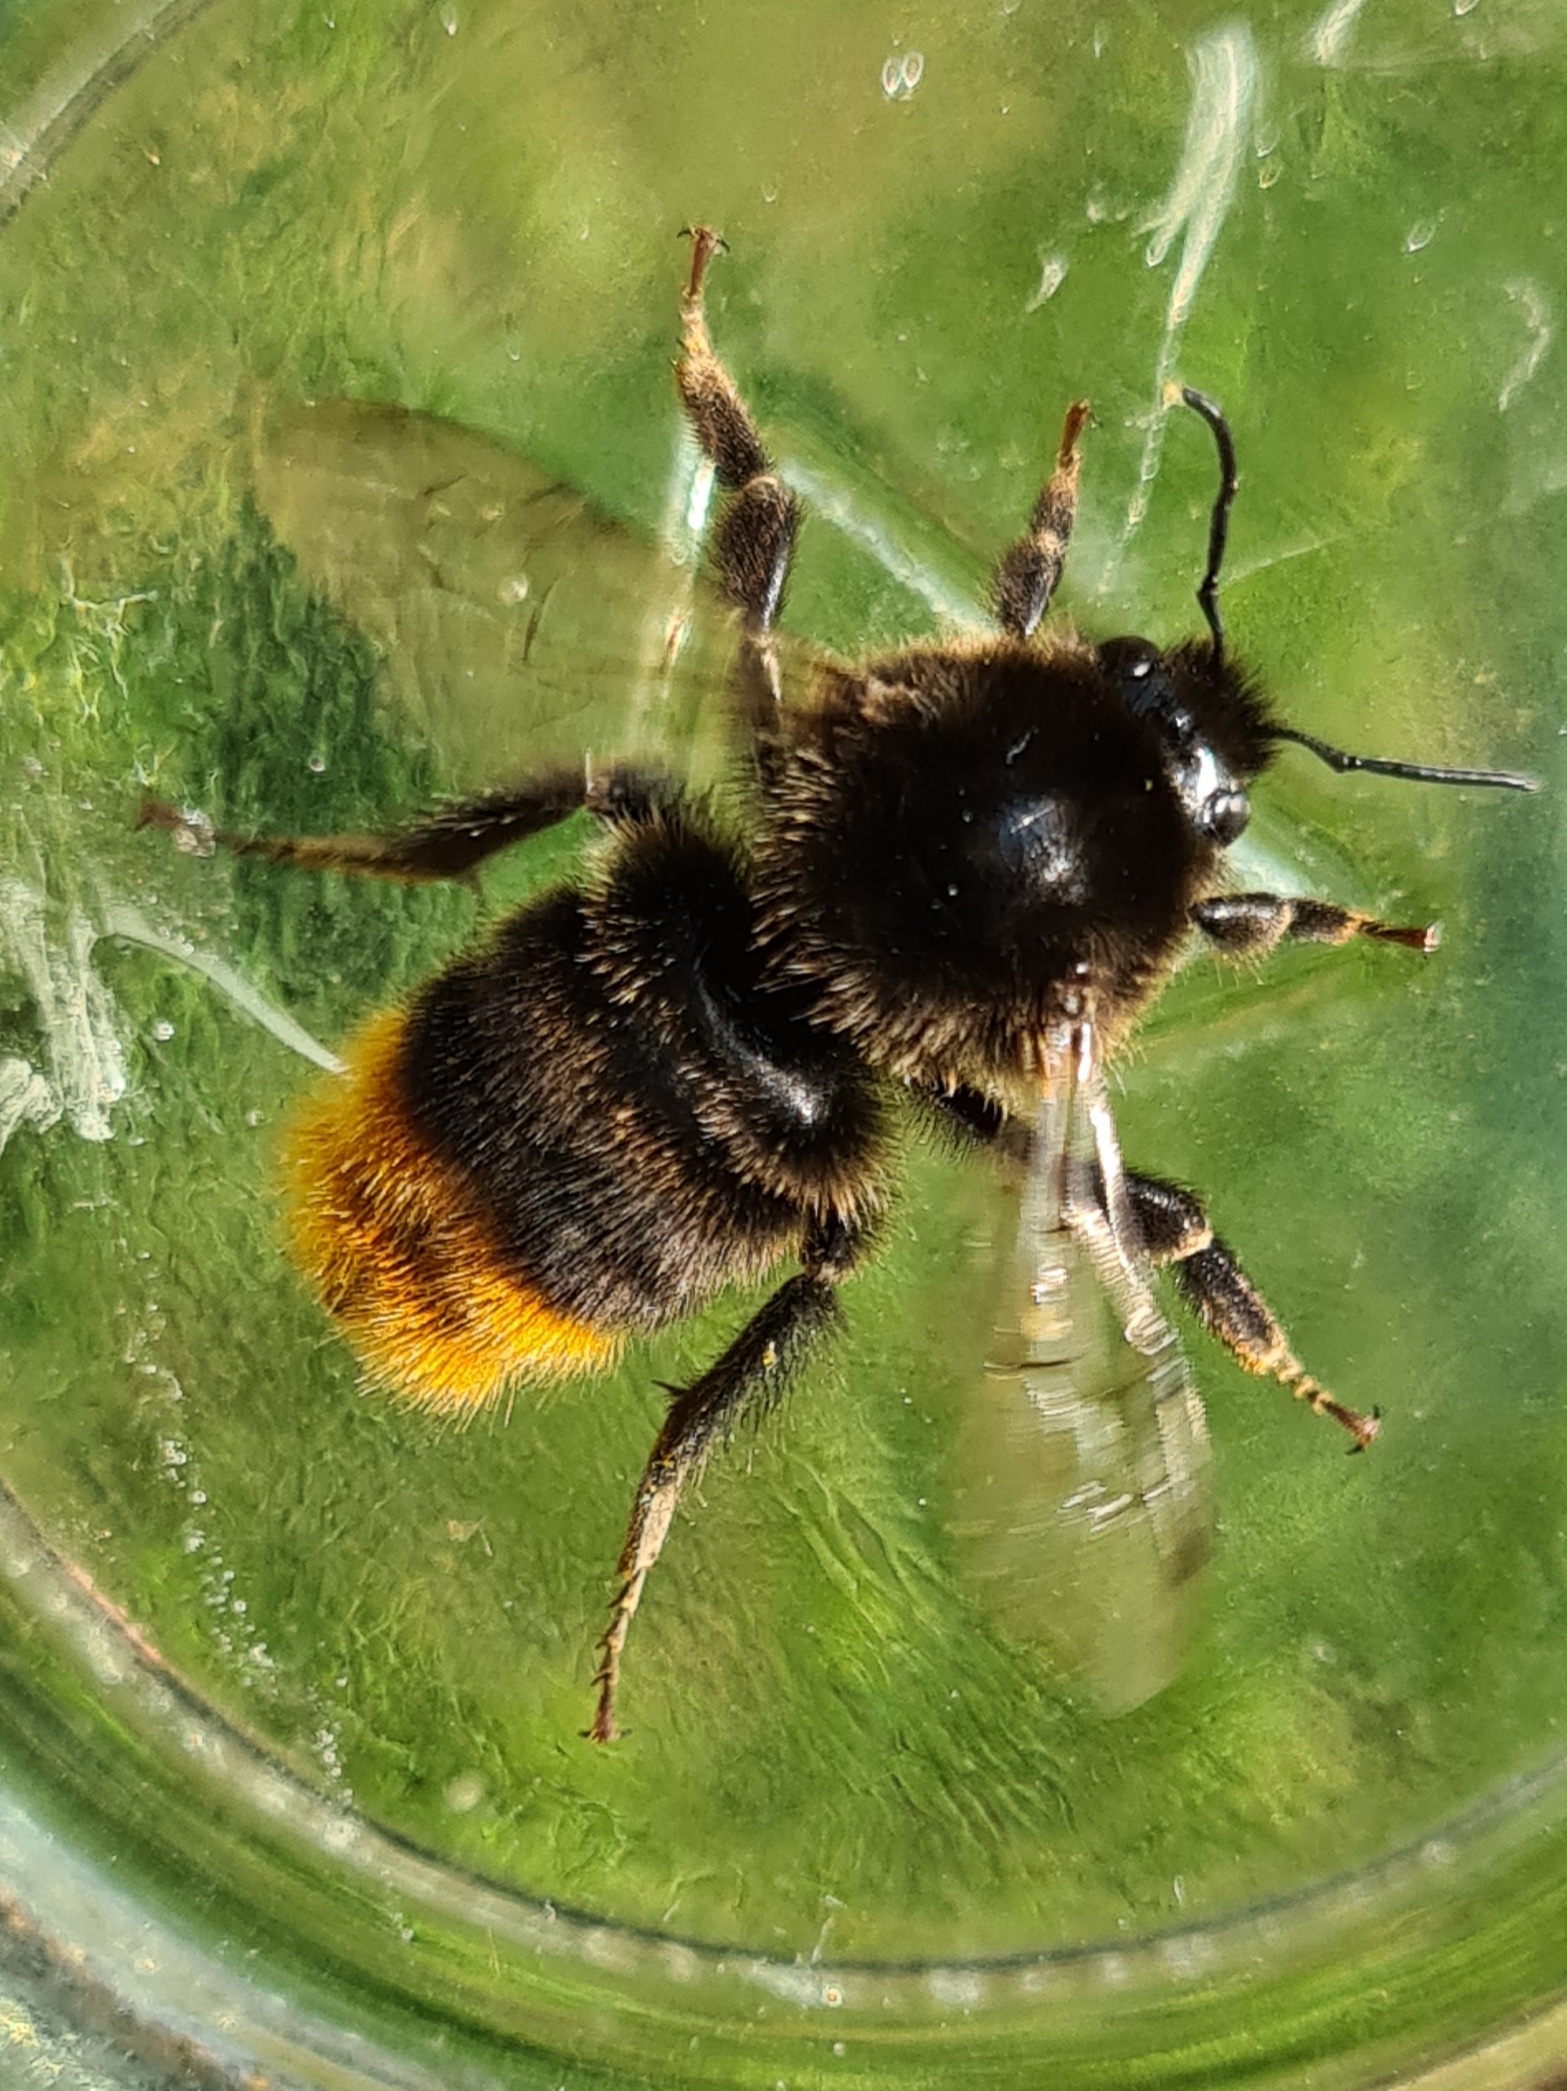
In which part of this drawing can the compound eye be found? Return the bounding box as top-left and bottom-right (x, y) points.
(1201, 789), (1250, 845)
(1097, 637), (1170, 717)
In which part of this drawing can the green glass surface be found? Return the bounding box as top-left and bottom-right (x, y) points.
(0, 0), (1564, 2082)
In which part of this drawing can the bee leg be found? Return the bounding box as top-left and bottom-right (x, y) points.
(136, 763), (680, 885)
(1126, 1172), (1381, 1453)
(1193, 893), (1439, 957)
(675, 227), (800, 735)
(588, 1216), (863, 1744)
(991, 398), (1091, 640)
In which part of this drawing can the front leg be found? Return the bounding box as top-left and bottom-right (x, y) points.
(1194, 892), (1438, 957)
(1127, 1172), (1379, 1451)
(675, 228), (799, 736)
(137, 762), (680, 885)
(991, 398), (1091, 640)
(589, 1213), (867, 1744)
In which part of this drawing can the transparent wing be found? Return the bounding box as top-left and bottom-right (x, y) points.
(250, 397), (758, 787)
(952, 1030), (1214, 1714)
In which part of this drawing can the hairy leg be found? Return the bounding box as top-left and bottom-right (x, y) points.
(589, 1213), (866, 1742)
(912, 1089), (1380, 1455)
(991, 398), (1091, 640)
(138, 762), (680, 885)
(1127, 1171), (1379, 1451)
(1193, 892), (1438, 957)
(674, 228), (800, 735)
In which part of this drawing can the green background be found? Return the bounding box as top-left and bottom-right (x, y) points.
(0, 0), (1564, 2081)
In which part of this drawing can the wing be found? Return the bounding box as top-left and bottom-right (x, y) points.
(951, 1029), (1214, 1714)
(249, 398), (762, 787)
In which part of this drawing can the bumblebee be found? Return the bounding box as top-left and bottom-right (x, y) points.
(141, 229), (1535, 1741)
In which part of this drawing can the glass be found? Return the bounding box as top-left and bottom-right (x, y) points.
(0, 0), (1563, 2081)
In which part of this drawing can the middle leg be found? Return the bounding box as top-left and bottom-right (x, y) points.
(137, 762), (679, 885)
(910, 1087), (1379, 1449)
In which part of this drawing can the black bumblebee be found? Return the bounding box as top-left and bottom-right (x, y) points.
(142, 229), (1535, 1740)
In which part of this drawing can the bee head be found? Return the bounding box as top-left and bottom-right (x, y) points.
(1158, 387), (1536, 800)
(1094, 632), (1273, 848)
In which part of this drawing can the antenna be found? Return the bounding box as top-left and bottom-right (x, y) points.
(1178, 385), (1538, 794)
(1180, 386), (1238, 660)
(1272, 727), (1538, 793)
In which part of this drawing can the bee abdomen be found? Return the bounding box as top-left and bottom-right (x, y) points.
(284, 1010), (620, 1413)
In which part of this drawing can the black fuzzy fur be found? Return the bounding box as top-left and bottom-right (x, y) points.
(395, 803), (886, 1333)
(752, 632), (1274, 1089)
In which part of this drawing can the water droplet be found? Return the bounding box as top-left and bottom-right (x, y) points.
(881, 50), (924, 99)
(446, 1770), (485, 1812)
(1024, 255), (1068, 312)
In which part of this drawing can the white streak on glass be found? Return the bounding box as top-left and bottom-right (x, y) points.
(0, 1056), (62, 1155)
(625, 428), (715, 740)
(658, 426), (715, 571)
(1115, 24), (1258, 563)
(102, 905), (344, 1074)
(783, 458), (982, 626)
(1499, 279), (1553, 412)
(0, 880), (126, 1141)
(1024, 254), (1069, 313)
(1307, 0), (1371, 67)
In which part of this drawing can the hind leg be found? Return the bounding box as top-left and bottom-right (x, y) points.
(589, 1213), (867, 1743)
